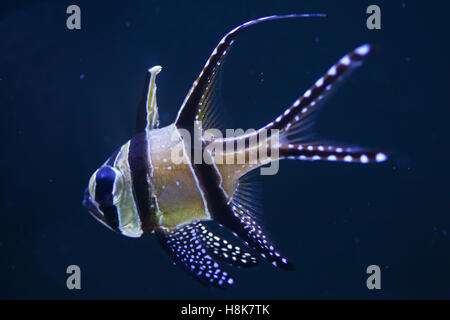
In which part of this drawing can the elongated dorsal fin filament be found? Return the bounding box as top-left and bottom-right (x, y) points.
(174, 14), (326, 133)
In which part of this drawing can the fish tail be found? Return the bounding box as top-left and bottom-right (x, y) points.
(258, 43), (388, 164)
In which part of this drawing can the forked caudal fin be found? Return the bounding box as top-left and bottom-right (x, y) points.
(260, 43), (389, 165)
(209, 43), (388, 183)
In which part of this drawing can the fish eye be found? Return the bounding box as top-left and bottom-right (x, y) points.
(88, 166), (124, 206)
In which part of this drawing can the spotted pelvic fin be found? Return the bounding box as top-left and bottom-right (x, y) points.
(135, 66), (162, 134)
(175, 14), (326, 134)
(155, 222), (258, 288)
(260, 44), (389, 164)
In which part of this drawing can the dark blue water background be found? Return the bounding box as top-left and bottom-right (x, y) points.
(1, 0), (449, 299)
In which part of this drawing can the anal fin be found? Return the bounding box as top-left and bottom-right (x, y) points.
(215, 179), (295, 270)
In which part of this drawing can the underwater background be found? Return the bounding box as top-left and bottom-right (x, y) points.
(1, 0), (449, 299)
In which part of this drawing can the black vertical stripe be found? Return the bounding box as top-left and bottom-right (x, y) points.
(83, 188), (119, 232)
(135, 71), (152, 134)
(94, 167), (115, 205)
(186, 129), (296, 269)
(128, 132), (155, 233)
(99, 205), (120, 232)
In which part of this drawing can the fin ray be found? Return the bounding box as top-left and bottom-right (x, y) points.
(262, 44), (377, 142)
(175, 14), (326, 133)
(223, 178), (294, 270)
(155, 221), (258, 288)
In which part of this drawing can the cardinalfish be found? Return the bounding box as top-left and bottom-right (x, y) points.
(82, 14), (388, 288)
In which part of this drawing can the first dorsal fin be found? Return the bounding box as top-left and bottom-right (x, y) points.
(135, 66), (162, 134)
(174, 14), (326, 134)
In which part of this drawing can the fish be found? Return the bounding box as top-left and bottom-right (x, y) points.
(82, 14), (389, 288)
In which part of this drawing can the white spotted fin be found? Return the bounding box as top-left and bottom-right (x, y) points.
(155, 221), (258, 288)
(263, 44), (389, 164)
(175, 14), (326, 135)
(221, 178), (296, 270)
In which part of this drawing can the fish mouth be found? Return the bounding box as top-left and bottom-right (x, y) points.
(82, 188), (105, 222)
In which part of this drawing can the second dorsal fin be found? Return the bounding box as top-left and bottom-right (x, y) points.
(174, 14), (325, 134)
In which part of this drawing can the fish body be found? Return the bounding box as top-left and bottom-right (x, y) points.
(83, 14), (388, 288)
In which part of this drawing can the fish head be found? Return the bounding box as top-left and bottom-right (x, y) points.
(82, 150), (145, 238)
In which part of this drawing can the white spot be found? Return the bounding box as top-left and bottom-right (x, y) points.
(163, 158), (167, 163)
(328, 65), (337, 76)
(340, 55), (351, 66)
(310, 101), (316, 107)
(307, 145), (314, 151)
(376, 152), (388, 162)
(297, 145), (303, 150)
(167, 166), (172, 170)
(175, 181), (180, 186)
(284, 109), (291, 116)
(275, 115), (282, 122)
(355, 44), (370, 56)
(318, 145), (324, 151)
(301, 107), (308, 114)
(336, 148), (343, 153)
(304, 89), (311, 98)
(293, 99), (300, 107)
(344, 155), (353, 162)
(315, 77), (324, 87)
(327, 155), (337, 161)
(272, 261), (277, 267)
(360, 154), (369, 163)
(312, 155), (321, 161)
(288, 144), (294, 149)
